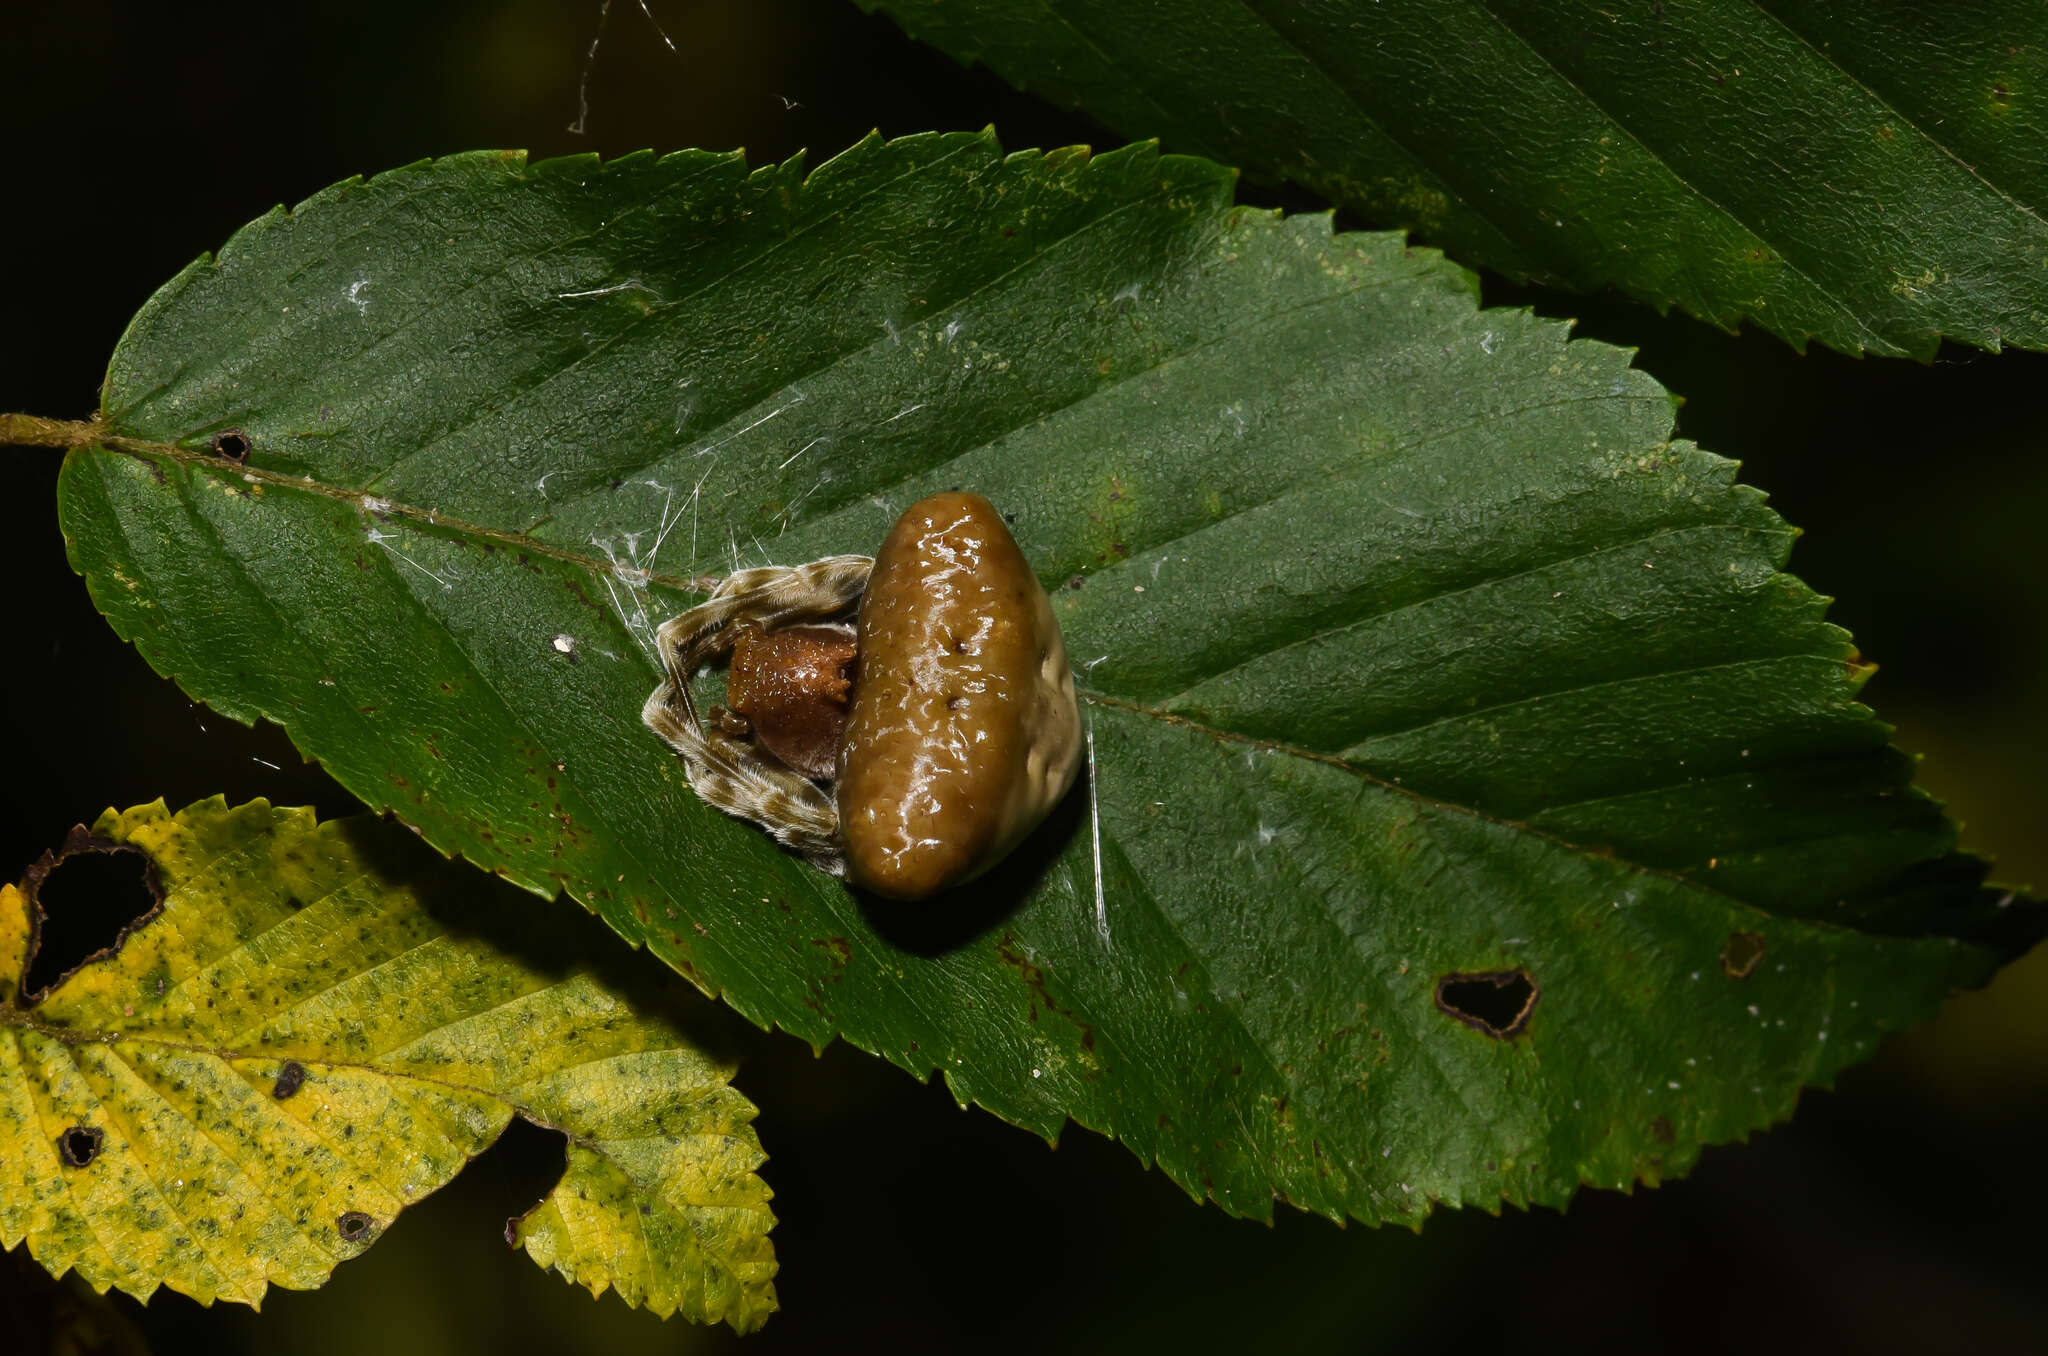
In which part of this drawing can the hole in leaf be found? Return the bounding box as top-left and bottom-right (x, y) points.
(493, 1116), (575, 1249)
(336, 1211), (376, 1242)
(1721, 930), (1765, 979)
(1435, 969), (1539, 1039)
(59, 1125), (103, 1167)
(20, 828), (165, 999)
(210, 428), (251, 462)
(272, 1060), (308, 1099)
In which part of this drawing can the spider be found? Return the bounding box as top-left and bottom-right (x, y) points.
(642, 492), (1084, 901)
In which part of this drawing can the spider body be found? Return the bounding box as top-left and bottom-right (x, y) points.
(726, 622), (857, 778)
(643, 493), (1082, 899)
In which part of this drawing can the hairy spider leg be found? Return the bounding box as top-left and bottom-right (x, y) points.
(642, 554), (873, 872)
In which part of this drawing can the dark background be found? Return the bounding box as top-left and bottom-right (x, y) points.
(4, 2), (2046, 1351)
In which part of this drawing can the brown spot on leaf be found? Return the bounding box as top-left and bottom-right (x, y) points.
(273, 1060), (308, 1099)
(1650, 1115), (1675, 1146)
(995, 932), (1096, 1055)
(1721, 930), (1765, 980)
(1435, 969), (1539, 1039)
(337, 1211), (376, 1242)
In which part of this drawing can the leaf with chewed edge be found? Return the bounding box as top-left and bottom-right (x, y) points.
(0, 798), (775, 1331)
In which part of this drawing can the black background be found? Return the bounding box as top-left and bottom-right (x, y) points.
(4, 3), (2046, 1351)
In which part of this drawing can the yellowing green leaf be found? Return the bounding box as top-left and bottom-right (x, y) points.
(0, 798), (776, 1331)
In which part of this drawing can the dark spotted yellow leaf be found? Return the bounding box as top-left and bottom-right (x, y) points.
(0, 798), (776, 1330)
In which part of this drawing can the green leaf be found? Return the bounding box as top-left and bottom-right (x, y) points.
(0, 799), (776, 1330)
(56, 134), (2030, 1227)
(859, 0), (2048, 359)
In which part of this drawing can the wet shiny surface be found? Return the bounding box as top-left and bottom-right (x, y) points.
(726, 623), (858, 779)
(836, 492), (1082, 900)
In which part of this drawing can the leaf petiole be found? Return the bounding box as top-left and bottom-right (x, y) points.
(0, 414), (101, 450)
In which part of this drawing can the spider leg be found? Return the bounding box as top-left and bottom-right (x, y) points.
(642, 687), (844, 869)
(643, 555), (873, 873)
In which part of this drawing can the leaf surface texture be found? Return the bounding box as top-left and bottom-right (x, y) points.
(58, 134), (2024, 1225)
(863, 0), (2048, 357)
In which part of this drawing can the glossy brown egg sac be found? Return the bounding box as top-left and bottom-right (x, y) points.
(836, 492), (1083, 900)
(725, 623), (858, 779)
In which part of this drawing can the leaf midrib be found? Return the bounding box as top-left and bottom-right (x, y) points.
(3, 1008), (656, 1156)
(91, 435), (721, 596)
(96, 235), (1466, 610)
(81, 436), (1842, 934)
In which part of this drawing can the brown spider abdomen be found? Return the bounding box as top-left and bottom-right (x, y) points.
(836, 492), (1082, 901)
(726, 623), (858, 779)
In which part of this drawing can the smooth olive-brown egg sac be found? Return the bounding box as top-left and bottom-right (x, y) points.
(835, 492), (1083, 901)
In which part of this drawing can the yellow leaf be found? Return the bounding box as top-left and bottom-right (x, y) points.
(0, 798), (776, 1331)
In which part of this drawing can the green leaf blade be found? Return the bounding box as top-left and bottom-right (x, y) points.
(59, 135), (2029, 1232)
(861, 0), (2048, 357)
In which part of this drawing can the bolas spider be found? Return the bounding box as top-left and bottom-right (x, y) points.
(642, 491), (1084, 901)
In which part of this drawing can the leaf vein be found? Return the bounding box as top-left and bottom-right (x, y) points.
(1148, 513), (1750, 711)
(1337, 651), (1845, 753)
(1746, 0), (2047, 226)
(1457, 0), (1887, 349)
(65, 1041), (259, 1300)
(361, 137), (992, 496)
(101, 1042), (345, 1270)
